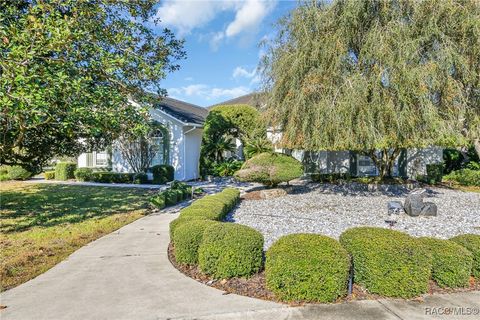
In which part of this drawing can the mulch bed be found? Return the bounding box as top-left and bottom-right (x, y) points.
(168, 243), (480, 305)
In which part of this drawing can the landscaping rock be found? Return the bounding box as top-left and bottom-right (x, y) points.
(404, 194), (424, 217)
(420, 202), (438, 216)
(259, 188), (287, 200)
(387, 201), (403, 215)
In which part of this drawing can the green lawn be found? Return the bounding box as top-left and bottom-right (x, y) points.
(0, 182), (152, 291)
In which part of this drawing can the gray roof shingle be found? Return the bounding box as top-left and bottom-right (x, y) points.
(154, 97), (208, 126)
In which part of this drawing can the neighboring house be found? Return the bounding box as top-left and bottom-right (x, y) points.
(213, 93), (443, 179)
(78, 97), (208, 181)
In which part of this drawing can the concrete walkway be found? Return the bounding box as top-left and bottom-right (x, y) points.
(1, 213), (479, 320)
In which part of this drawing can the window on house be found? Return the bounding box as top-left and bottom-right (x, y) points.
(357, 155), (378, 176)
(150, 129), (164, 166)
(95, 151), (108, 166)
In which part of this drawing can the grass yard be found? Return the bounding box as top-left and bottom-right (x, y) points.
(0, 181), (152, 291)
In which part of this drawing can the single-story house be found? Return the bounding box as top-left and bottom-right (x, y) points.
(78, 97), (208, 181)
(213, 93), (443, 179)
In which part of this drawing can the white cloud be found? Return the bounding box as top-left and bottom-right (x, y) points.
(156, 0), (276, 46)
(232, 66), (256, 79)
(226, 0), (275, 38)
(168, 84), (249, 101)
(184, 77), (194, 82)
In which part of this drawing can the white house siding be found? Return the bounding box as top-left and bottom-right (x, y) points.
(405, 147), (443, 178)
(77, 107), (203, 181)
(183, 127), (203, 180)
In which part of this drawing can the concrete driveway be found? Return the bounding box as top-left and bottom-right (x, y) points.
(1, 211), (479, 320)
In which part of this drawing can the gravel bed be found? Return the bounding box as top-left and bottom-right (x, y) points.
(227, 183), (480, 249)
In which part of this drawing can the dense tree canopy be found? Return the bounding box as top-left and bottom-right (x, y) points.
(0, 0), (185, 172)
(262, 0), (480, 176)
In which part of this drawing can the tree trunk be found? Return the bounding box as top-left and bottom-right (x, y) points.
(368, 148), (401, 180)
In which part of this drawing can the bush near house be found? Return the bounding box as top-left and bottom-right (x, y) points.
(417, 237), (473, 288)
(450, 234), (480, 278)
(132, 173), (148, 184)
(234, 152), (303, 187)
(151, 164), (174, 184)
(266, 234), (350, 302)
(55, 162), (77, 181)
(425, 164), (444, 184)
(74, 168), (93, 181)
(44, 171), (55, 180)
(169, 188), (240, 242)
(339, 227), (431, 298)
(173, 220), (219, 265)
(198, 223), (264, 278)
(149, 181), (193, 210)
(0, 166), (9, 181)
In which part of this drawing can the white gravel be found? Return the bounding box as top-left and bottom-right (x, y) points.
(227, 183), (480, 249)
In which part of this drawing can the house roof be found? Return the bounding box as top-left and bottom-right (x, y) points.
(208, 92), (266, 109)
(154, 97), (208, 126)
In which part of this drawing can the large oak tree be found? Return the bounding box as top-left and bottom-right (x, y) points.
(262, 0), (480, 178)
(0, 0), (185, 172)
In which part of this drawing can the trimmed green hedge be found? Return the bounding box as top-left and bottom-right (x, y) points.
(44, 171), (55, 180)
(450, 234), (480, 278)
(171, 188), (241, 238)
(340, 227), (431, 298)
(55, 162), (77, 180)
(234, 152), (303, 187)
(169, 216), (209, 240)
(417, 237), (473, 288)
(266, 234), (350, 302)
(149, 193), (166, 209)
(173, 220), (219, 265)
(90, 172), (132, 183)
(151, 164), (174, 184)
(74, 168), (93, 181)
(132, 173), (148, 184)
(198, 223), (264, 278)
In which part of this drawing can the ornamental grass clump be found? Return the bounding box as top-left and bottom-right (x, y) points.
(198, 223), (264, 278)
(450, 234), (480, 278)
(266, 234), (350, 302)
(417, 237), (473, 288)
(340, 227), (431, 298)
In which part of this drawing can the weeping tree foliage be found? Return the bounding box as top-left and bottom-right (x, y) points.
(0, 0), (185, 172)
(262, 0), (480, 178)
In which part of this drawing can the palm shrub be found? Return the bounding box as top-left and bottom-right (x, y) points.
(173, 220), (219, 265)
(266, 234), (350, 302)
(417, 237), (473, 288)
(243, 137), (273, 159)
(234, 152), (303, 187)
(339, 227), (431, 298)
(450, 234), (480, 278)
(198, 223), (264, 278)
(55, 162), (77, 180)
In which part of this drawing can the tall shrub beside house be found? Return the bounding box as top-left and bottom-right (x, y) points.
(200, 104), (266, 176)
(55, 162), (77, 181)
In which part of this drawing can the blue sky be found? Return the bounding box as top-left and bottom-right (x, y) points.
(154, 0), (297, 107)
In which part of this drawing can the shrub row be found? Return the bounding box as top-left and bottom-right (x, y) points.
(149, 181), (192, 210)
(44, 171), (55, 180)
(170, 188), (265, 278)
(263, 228), (480, 302)
(73, 168), (148, 184)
